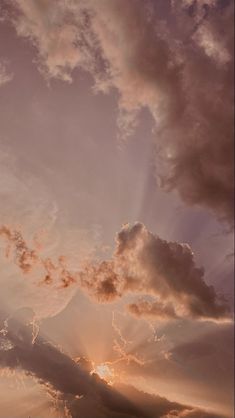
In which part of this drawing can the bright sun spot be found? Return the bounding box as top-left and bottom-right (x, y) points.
(93, 364), (115, 384)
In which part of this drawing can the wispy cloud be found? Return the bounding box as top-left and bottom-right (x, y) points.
(0, 61), (13, 86)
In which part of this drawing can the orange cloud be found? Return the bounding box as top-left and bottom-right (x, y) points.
(128, 299), (178, 321)
(79, 223), (231, 322)
(0, 225), (77, 289)
(0, 312), (228, 418)
(0, 222), (231, 323)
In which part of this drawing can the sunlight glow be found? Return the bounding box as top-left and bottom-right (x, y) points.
(92, 364), (115, 384)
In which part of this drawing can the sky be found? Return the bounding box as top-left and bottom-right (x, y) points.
(0, 1), (234, 417)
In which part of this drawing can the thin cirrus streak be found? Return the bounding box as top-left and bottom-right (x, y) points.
(0, 222), (231, 323)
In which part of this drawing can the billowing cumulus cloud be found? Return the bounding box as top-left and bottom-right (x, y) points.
(1, 222), (230, 322)
(3, 0), (234, 221)
(82, 223), (230, 322)
(0, 312), (227, 418)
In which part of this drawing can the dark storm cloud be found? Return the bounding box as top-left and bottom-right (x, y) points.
(0, 312), (227, 418)
(2, 0), (234, 221)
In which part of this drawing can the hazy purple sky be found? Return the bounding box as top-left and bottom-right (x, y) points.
(0, 1), (234, 417)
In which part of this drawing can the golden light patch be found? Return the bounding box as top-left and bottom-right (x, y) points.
(92, 364), (115, 384)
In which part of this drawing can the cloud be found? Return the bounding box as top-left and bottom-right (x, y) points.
(0, 61), (13, 86)
(167, 325), (234, 384)
(1, 222), (230, 322)
(81, 223), (230, 322)
(117, 324), (234, 416)
(127, 299), (178, 321)
(0, 311), (142, 418)
(0, 148), (105, 320)
(5, 0), (234, 221)
(0, 225), (78, 288)
(162, 409), (225, 418)
(0, 313), (227, 418)
(0, 223), (77, 320)
(0, 225), (39, 274)
(6, 0), (87, 82)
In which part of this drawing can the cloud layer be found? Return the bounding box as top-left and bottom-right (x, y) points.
(0, 311), (227, 418)
(1, 222), (230, 322)
(3, 0), (234, 221)
(0, 2), (233, 417)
